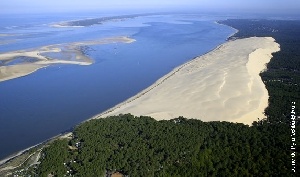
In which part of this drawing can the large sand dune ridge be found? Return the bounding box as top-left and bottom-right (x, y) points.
(97, 37), (280, 125)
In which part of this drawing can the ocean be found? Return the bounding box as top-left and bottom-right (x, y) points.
(0, 13), (235, 160)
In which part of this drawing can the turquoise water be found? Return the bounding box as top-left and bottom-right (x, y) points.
(0, 13), (235, 160)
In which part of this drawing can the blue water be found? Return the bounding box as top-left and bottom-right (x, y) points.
(0, 13), (235, 160)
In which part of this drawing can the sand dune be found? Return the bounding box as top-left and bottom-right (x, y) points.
(97, 37), (280, 125)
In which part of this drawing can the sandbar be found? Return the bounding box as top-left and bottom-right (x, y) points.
(0, 34), (15, 37)
(0, 36), (135, 82)
(96, 37), (280, 125)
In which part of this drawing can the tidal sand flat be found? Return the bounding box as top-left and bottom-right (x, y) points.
(98, 37), (280, 125)
(0, 34), (15, 37)
(0, 36), (135, 82)
(51, 14), (142, 27)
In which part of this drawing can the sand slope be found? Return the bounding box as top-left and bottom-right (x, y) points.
(97, 37), (280, 125)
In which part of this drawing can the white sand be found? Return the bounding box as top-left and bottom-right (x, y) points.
(0, 36), (135, 82)
(96, 37), (280, 125)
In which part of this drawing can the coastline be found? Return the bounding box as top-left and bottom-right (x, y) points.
(0, 36), (135, 82)
(215, 21), (239, 41)
(0, 36), (279, 166)
(0, 36), (135, 165)
(95, 37), (280, 125)
(0, 29), (279, 167)
(0, 132), (71, 167)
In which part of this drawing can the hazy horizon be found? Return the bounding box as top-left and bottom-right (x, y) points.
(1, 0), (299, 15)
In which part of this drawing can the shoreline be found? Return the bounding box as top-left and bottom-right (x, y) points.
(0, 36), (135, 82)
(0, 132), (71, 166)
(91, 44), (224, 120)
(215, 21), (239, 41)
(0, 32), (279, 166)
(92, 21), (240, 120)
(0, 36), (279, 166)
(95, 37), (280, 124)
(0, 39), (221, 165)
(0, 36), (135, 164)
(0, 36), (229, 164)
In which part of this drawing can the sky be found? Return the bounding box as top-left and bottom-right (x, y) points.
(0, 0), (299, 14)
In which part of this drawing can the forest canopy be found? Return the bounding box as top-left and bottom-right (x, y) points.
(34, 114), (299, 177)
(18, 19), (300, 177)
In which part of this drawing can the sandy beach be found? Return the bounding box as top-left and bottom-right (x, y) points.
(96, 37), (280, 125)
(0, 36), (135, 82)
